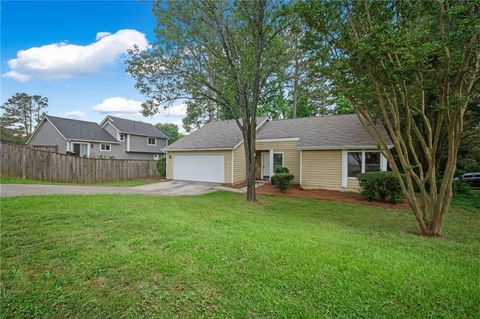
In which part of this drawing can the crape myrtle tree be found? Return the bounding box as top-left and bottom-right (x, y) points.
(127, 0), (288, 202)
(299, 0), (479, 236)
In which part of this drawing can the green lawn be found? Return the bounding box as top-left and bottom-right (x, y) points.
(0, 176), (156, 187)
(1, 192), (479, 318)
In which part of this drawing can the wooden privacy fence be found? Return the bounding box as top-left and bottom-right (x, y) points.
(30, 144), (58, 152)
(0, 142), (159, 183)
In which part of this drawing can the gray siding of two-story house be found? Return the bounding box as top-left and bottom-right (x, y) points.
(128, 134), (167, 153)
(29, 116), (166, 160)
(29, 120), (67, 153)
(102, 122), (166, 160)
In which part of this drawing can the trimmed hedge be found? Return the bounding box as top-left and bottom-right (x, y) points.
(157, 157), (166, 178)
(357, 171), (404, 204)
(275, 167), (290, 174)
(271, 172), (294, 193)
(272, 167), (290, 185)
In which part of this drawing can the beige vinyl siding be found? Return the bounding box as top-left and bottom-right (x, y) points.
(347, 178), (360, 192)
(166, 152), (174, 179)
(301, 150), (343, 190)
(232, 145), (246, 183)
(165, 150), (232, 183)
(256, 141), (300, 184)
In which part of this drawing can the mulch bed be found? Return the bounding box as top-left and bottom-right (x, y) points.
(257, 183), (410, 209)
(222, 181), (248, 189)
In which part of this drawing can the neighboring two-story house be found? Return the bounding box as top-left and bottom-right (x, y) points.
(27, 115), (168, 160)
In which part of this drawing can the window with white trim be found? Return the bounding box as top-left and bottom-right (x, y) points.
(100, 143), (111, 151)
(119, 134), (125, 141)
(365, 152), (381, 172)
(348, 151), (382, 178)
(273, 153), (284, 172)
(147, 137), (156, 145)
(347, 152), (362, 177)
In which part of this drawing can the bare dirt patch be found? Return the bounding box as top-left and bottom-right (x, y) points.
(257, 183), (409, 209)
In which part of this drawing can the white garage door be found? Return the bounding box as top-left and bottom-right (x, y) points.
(174, 154), (224, 183)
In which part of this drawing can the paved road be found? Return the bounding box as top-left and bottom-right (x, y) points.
(0, 180), (220, 197)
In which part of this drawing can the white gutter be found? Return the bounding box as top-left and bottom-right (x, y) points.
(256, 138), (299, 143)
(167, 148), (233, 151)
(298, 145), (394, 150)
(69, 139), (120, 144)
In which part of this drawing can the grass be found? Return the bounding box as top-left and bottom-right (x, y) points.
(0, 176), (156, 187)
(1, 192), (479, 318)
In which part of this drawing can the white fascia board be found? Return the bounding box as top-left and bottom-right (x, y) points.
(232, 118), (269, 150)
(100, 116), (115, 128)
(166, 148), (233, 152)
(69, 139), (120, 144)
(233, 140), (243, 150)
(256, 138), (300, 143)
(233, 137), (300, 150)
(26, 116), (68, 144)
(256, 118), (269, 130)
(298, 145), (394, 150)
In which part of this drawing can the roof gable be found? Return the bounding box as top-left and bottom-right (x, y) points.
(45, 116), (117, 142)
(104, 116), (167, 139)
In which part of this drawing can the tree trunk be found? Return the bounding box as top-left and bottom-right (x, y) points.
(242, 121), (257, 202)
(292, 57), (299, 119)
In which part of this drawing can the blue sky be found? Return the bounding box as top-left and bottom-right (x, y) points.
(1, 0), (186, 128)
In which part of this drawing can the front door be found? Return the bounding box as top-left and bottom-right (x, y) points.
(261, 151), (270, 179)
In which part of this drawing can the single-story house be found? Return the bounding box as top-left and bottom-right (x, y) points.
(165, 114), (393, 191)
(27, 115), (168, 160)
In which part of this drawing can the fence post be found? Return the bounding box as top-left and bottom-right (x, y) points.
(21, 147), (26, 180)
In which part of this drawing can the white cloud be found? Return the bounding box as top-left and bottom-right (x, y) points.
(95, 32), (111, 40)
(3, 29), (148, 82)
(92, 98), (187, 133)
(65, 110), (86, 119)
(163, 103), (187, 117)
(93, 97), (143, 113)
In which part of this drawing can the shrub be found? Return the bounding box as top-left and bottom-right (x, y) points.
(271, 167), (290, 185)
(357, 171), (404, 204)
(452, 180), (471, 197)
(275, 167), (290, 174)
(273, 173), (294, 193)
(271, 174), (278, 185)
(157, 157), (166, 178)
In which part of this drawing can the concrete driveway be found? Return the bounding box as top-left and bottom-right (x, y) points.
(0, 180), (220, 198)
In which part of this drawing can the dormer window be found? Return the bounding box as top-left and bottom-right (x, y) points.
(119, 134), (125, 141)
(147, 137), (156, 146)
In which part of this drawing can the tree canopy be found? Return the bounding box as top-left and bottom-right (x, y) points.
(299, 0), (479, 235)
(127, 0), (291, 201)
(1, 93), (48, 144)
(155, 123), (183, 144)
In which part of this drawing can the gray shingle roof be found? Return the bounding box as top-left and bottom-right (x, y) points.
(167, 118), (258, 150)
(107, 116), (167, 139)
(258, 114), (392, 149)
(167, 114), (392, 150)
(46, 116), (117, 142)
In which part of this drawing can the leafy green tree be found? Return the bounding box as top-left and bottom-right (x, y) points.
(127, 0), (289, 201)
(299, 0), (479, 236)
(1, 93), (48, 143)
(155, 123), (183, 144)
